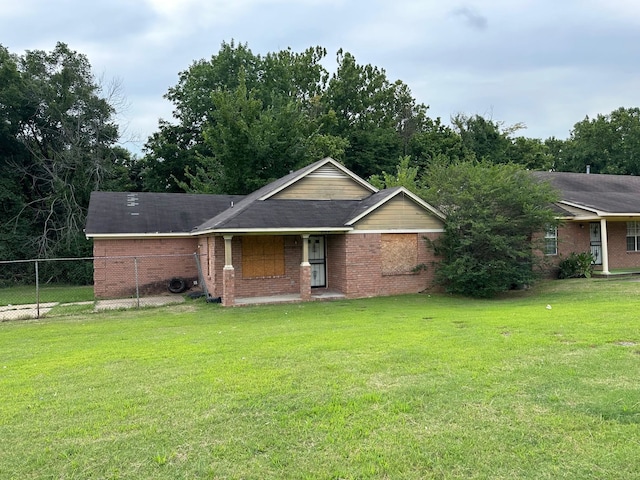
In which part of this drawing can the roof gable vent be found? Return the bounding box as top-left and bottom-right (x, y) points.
(308, 164), (347, 178)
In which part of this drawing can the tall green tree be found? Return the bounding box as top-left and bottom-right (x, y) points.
(14, 43), (121, 260)
(451, 114), (514, 163)
(0, 43), (123, 278)
(323, 49), (427, 178)
(143, 42), (431, 192)
(142, 41), (260, 191)
(555, 107), (640, 174)
(408, 116), (465, 171)
(368, 155), (420, 193)
(0, 46), (32, 262)
(422, 160), (559, 298)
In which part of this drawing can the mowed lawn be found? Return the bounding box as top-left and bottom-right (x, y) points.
(1, 279), (639, 479)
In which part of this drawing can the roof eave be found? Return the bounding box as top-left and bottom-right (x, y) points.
(194, 226), (354, 236)
(86, 232), (192, 239)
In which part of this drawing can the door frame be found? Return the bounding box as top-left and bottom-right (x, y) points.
(589, 222), (602, 265)
(308, 235), (327, 288)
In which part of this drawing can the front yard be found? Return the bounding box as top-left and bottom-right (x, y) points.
(0, 279), (638, 479)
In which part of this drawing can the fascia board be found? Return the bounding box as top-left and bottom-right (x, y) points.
(347, 228), (444, 234)
(86, 232), (192, 239)
(194, 227), (353, 236)
(558, 201), (602, 216)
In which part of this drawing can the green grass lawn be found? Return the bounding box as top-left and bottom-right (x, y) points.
(1, 278), (639, 479)
(0, 284), (94, 306)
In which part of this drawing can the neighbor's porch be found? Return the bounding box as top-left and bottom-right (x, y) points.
(557, 218), (640, 275)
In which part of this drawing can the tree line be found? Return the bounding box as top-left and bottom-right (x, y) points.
(1, 40), (638, 290)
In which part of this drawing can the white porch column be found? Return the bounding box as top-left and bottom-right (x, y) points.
(222, 235), (235, 307)
(300, 234), (311, 301)
(223, 235), (234, 268)
(301, 234), (310, 266)
(600, 219), (610, 275)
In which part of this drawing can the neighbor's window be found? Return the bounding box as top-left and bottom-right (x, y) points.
(627, 221), (640, 251)
(381, 234), (418, 275)
(242, 236), (285, 278)
(544, 226), (558, 255)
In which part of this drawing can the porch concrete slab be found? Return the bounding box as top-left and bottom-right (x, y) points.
(312, 291), (346, 300)
(235, 294), (302, 306)
(234, 291), (346, 306)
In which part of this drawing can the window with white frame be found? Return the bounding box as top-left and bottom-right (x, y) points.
(544, 226), (558, 255)
(627, 221), (640, 251)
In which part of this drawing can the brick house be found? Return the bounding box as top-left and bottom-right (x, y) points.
(86, 158), (445, 305)
(534, 171), (640, 274)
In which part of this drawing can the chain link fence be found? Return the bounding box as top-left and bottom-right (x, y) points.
(0, 254), (207, 321)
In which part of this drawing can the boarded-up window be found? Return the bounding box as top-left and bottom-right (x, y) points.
(381, 234), (417, 275)
(242, 236), (285, 278)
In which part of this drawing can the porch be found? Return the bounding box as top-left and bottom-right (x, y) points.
(592, 268), (640, 278)
(235, 290), (346, 306)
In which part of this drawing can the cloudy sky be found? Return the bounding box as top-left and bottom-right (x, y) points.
(2, 0), (639, 154)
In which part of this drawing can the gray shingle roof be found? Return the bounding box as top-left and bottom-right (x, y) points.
(85, 191), (243, 235)
(533, 171), (640, 214)
(86, 158), (441, 236)
(206, 200), (362, 230)
(194, 157), (376, 232)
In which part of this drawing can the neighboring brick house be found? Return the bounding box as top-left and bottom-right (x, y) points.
(85, 158), (445, 306)
(534, 171), (640, 274)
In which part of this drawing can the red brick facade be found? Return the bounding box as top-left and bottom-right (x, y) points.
(339, 233), (439, 298)
(198, 232), (439, 304)
(544, 220), (640, 273)
(93, 238), (200, 298)
(93, 232), (440, 303)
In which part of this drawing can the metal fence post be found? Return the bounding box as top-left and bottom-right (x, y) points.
(35, 260), (40, 319)
(134, 257), (140, 308)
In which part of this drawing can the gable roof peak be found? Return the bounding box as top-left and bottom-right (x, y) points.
(258, 157), (377, 201)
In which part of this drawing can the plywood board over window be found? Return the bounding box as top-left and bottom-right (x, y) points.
(242, 236), (285, 278)
(381, 234), (418, 275)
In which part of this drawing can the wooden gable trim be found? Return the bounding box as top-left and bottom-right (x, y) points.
(346, 187), (445, 226)
(258, 157), (377, 201)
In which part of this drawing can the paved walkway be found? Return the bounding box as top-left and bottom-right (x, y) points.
(0, 295), (185, 321)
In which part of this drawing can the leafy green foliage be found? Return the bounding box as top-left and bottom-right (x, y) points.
(0, 43), (123, 282)
(553, 107), (640, 174)
(368, 155), (419, 193)
(422, 161), (559, 297)
(558, 252), (595, 279)
(143, 42), (428, 193)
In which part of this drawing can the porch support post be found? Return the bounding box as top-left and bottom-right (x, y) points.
(300, 234), (311, 301)
(600, 219), (610, 275)
(222, 235), (235, 307)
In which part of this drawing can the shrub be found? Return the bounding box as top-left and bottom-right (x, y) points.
(558, 252), (595, 279)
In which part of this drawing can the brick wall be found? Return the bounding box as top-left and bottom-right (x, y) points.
(201, 232), (440, 304)
(205, 235), (303, 299)
(93, 238), (200, 298)
(340, 232), (438, 299)
(605, 221), (640, 270)
(543, 220), (640, 273)
(327, 235), (347, 293)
